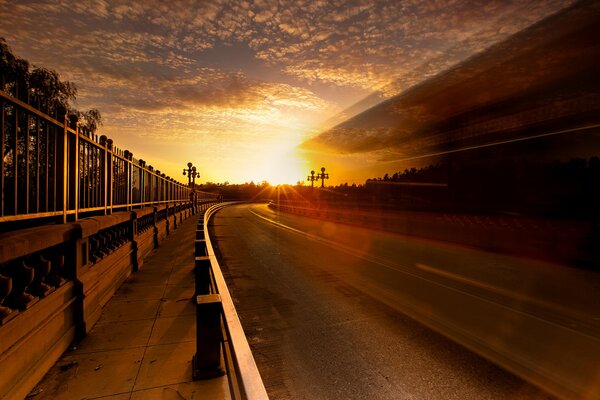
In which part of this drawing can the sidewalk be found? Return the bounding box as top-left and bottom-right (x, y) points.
(28, 214), (230, 400)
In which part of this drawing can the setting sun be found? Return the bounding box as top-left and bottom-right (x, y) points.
(252, 142), (307, 185)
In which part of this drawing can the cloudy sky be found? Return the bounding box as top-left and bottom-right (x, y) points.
(0, 0), (575, 184)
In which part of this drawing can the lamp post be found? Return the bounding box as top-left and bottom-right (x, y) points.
(318, 167), (329, 188)
(183, 162), (200, 212)
(183, 162), (199, 188)
(307, 170), (317, 187)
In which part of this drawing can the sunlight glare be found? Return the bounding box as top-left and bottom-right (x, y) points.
(255, 142), (306, 185)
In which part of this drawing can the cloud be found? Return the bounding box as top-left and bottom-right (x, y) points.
(1, 0), (574, 96)
(0, 0), (577, 182)
(305, 0), (600, 169)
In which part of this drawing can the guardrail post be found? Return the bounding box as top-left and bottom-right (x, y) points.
(192, 294), (224, 380)
(194, 256), (211, 296)
(195, 239), (206, 256)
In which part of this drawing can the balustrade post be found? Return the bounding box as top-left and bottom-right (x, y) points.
(153, 206), (159, 249)
(172, 200), (178, 229)
(71, 222), (93, 336)
(31, 256), (54, 297)
(165, 203), (170, 236)
(0, 273), (16, 324)
(130, 210), (140, 272)
(6, 260), (38, 311)
(46, 253), (66, 288)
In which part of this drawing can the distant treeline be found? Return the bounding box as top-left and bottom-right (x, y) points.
(367, 164), (447, 184)
(283, 156), (600, 221)
(198, 181), (273, 201)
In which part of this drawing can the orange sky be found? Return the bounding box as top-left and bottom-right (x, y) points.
(0, 0), (575, 185)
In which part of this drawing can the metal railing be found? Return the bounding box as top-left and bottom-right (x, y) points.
(0, 90), (210, 225)
(193, 203), (269, 400)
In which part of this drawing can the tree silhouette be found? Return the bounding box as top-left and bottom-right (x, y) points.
(28, 67), (77, 113)
(78, 108), (103, 134)
(0, 38), (102, 132)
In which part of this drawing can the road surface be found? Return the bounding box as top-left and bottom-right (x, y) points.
(209, 203), (600, 400)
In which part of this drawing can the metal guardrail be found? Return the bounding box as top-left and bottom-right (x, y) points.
(193, 202), (269, 400)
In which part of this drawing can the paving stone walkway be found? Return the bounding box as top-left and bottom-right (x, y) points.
(29, 214), (230, 400)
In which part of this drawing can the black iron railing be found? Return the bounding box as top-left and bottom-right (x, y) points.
(0, 90), (199, 224)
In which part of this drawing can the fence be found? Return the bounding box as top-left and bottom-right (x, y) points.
(0, 90), (204, 225)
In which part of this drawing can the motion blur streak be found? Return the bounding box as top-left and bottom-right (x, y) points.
(213, 204), (600, 399)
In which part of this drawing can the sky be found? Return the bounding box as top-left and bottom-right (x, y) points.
(0, 0), (575, 185)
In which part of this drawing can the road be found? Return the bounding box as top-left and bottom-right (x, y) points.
(209, 203), (600, 400)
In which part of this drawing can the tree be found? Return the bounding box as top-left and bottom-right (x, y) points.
(29, 67), (77, 114)
(0, 38), (29, 99)
(78, 108), (103, 134)
(1, 38), (104, 133)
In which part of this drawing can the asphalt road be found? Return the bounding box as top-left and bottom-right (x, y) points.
(209, 203), (600, 400)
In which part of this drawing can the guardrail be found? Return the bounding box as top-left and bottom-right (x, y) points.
(193, 202), (269, 400)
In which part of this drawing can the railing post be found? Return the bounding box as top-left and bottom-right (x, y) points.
(107, 139), (113, 214)
(67, 115), (79, 221)
(100, 136), (108, 215)
(139, 160), (146, 205)
(192, 293), (224, 380)
(124, 151), (133, 210)
(61, 115), (68, 224)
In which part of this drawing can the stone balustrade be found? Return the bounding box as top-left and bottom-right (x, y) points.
(0, 200), (217, 399)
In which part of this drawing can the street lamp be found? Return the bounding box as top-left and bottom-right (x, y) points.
(307, 170), (317, 187)
(183, 162), (200, 212)
(182, 162), (199, 188)
(318, 167), (329, 188)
